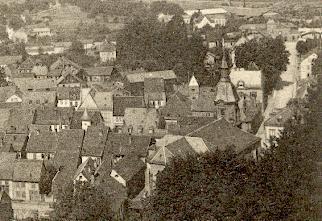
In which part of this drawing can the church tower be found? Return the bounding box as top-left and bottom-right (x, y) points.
(214, 44), (240, 124)
(188, 75), (199, 100)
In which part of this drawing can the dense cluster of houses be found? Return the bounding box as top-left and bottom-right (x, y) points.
(0, 2), (320, 220)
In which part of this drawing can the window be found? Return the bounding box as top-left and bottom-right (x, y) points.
(268, 129), (276, 137)
(250, 92), (257, 99)
(41, 154), (45, 159)
(237, 80), (245, 88)
(220, 108), (225, 116)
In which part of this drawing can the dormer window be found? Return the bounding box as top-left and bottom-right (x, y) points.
(237, 80), (245, 88)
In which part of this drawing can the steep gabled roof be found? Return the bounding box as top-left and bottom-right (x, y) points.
(187, 118), (260, 154)
(113, 96), (145, 116)
(13, 160), (43, 182)
(113, 154), (145, 182)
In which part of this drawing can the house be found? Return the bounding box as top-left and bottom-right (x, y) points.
(73, 158), (95, 184)
(123, 108), (159, 135)
(161, 91), (191, 128)
(266, 19), (299, 41)
(300, 52), (318, 80)
(0, 152), (16, 196)
(81, 125), (109, 168)
(49, 56), (81, 79)
(12, 77), (56, 92)
(96, 42), (117, 63)
(32, 63), (49, 79)
(29, 27), (52, 37)
(144, 78), (166, 108)
(80, 39), (94, 54)
(5, 109), (35, 135)
(56, 71), (86, 88)
(70, 109), (104, 130)
(0, 56), (23, 68)
(112, 96), (145, 128)
(33, 107), (74, 132)
(85, 66), (115, 83)
(17, 57), (39, 75)
(22, 90), (57, 108)
(0, 134), (29, 159)
(52, 41), (72, 54)
(26, 131), (57, 160)
(0, 86), (23, 104)
(229, 68), (264, 105)
(110, 154), (146, 198)
(264, 107), (293, 142)
(78, 89), (114, 128)
(191, 92), (216, 117)
(125, 70), (177, 96)
(0, 190), (13, 221)
(146, 135), (211, 193)
(192, 13), (227, 29)
(11, 160), (54, 220)
(190, 118), (260, 153)
(25, 44), (55, 56)
(56, 87), (81, 108)
(184, 8), (228, 26)
(26, 129), (84, 160)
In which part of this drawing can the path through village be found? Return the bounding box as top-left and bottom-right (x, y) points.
(256, 41), (299, 146)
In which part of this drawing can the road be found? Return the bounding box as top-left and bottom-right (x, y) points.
(256, 41), (298, 146)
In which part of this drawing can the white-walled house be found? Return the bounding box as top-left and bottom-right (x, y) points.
(300, 53), (318, 80)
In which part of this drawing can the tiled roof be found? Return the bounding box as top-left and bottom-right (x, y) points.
(214, 76), (238, 103)
(0, 134), (28, 152)
(0, 86), (20, 103)
(82, 125), (108, 157)
(85, 66), (114, 76)
(0, 152), (16, 180)
(57, 87), (80, 100)
(161, 91), (191, 118)
(27, 131), (58, 153)
(93, 91), (113, 111)
(0, 56), (22, 66)
(18, 57), (37, 70)
(70, 111), (103, 129)
(144, 78), (165, 94)
(13, 160), (43, 182)
(107, 134), (151, 157)
(113, 96), (145, 116)
(191, 95), (216, 112)
(126, 70), (176, 83)
(264, 107), (293, 127)
(113, 154), (145, 182)
(31, 65), (48, 76)
(187, 118), (260, 153)
(97, 42), (116, 52)
(73, 157), (95, 181)
(22, 90), (56, 106)
(13, 77), (56, 92)
(124, 108), (158, 130)
(34, 107), (74, 125)
(56, 129), (84, 153)
(6, 108), (35, 134)
(50, 56), (81, 71)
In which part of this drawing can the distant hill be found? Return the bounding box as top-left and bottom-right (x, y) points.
(0, 0), (25, 4)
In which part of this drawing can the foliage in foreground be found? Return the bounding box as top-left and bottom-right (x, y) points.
(147, 75), (322, 220)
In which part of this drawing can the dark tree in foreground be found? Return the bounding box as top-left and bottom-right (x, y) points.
(148, 76), (322, 220)
(235, 37), (289, 94)
(53, 183), (113, 221)
(0, 67), (9, 87)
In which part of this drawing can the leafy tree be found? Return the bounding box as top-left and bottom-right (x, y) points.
(235, 37), (289, 94)
(296, 40), (309, 55)
(8, 15), (24, 31)
(312, 51), (322, 77)
(68, 40), (85, 55)
(53, 182), (113, 221)
(150, 1), (184, 16)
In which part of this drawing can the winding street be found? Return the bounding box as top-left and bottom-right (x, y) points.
(256, 41), (298, 146)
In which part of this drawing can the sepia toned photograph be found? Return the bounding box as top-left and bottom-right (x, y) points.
(0, 0), (321, 220)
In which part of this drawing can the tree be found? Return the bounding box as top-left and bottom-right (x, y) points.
(296, 40), (309, 55)
(147, 77), (322, 220)
(53, 183), (114, 221)
(8, 15), (24, 31)
(150, 1), (184, 16)
(235, 37), (289, 95)
(69, 40), (85, 55)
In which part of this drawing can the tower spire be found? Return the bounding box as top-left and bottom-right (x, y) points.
(221, 38), (228, 70)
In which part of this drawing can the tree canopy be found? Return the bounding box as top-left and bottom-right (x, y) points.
(53, 183), (113, 221)
(235, 37), (289, 94)
(117, 13), (207, 84)
(147, 75), (322, 220)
